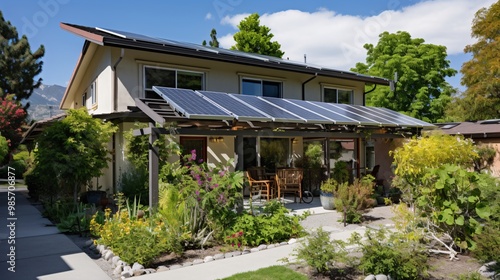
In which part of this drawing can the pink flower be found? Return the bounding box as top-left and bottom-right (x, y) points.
(190, 149), (196, 161)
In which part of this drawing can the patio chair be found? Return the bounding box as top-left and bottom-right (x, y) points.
(246, 167), (274, 201)
(369, 165), (384, 186)
(275, 168), (303, 203)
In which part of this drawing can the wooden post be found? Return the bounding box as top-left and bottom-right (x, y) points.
(149, 123), (159, 209)
(235, 136), (244, 171)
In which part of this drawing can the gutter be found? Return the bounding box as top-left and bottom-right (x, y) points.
(302, 74), (317, 100)
(363, 84), (377, 106)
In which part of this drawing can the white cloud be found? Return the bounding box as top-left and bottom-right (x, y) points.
(205, 13), (213, 20)
(219, 0), (495, 71)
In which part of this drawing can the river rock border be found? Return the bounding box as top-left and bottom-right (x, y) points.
(84, 238), (298, 279)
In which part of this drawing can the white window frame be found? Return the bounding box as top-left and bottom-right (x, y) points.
(90, 82), (97, 105)
(82, 92), (87, 108)
(322, 86), (353, 104)
(240, 77), (282, 98)
(142, 65), (205, 98)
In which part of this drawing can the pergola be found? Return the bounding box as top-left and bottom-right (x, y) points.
(132, 87), (434, 207)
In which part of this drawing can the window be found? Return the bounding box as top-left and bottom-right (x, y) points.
(179, 137), (207, 164)
(242, 78), (281, 98)
(323, 87), (353, 104)
(144, 66), (204, 99)
(90, 82), (97, 105)
(82, 92), (87, 108)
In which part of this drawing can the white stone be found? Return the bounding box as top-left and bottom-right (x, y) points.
(133, 269), (145, 276)
(242, 249), (251, 255)
(113, 266), (123, 275)
(280, 242), (288, 246)
(117, 260), (126, 267)
(232, 251), (242, 256)
(169, 264), (182, 270)
(157, 265), (169, 272)
(375, 275), (388, 280)
(214, 253), (225, 260)
(112, 256), (121, 265)
(121, 270), (133, 278)
(250, 248), (260, 253)
(267, 244), (276, 249)
(145, 268), (156, 274)
(257, 244), (267, 250)
(123, 265), (132, 272)
(104, 250), (114, 261)
(288, 238), (297, 244)
(132, 262), (144, 271)
(364, 275), (376, 280)
(224, 252), (234, 258)
(478, 261), (497, 278)
(193, 259), (204, 265)
(182, 262), (193, 267)
(203, 256), (214, 262)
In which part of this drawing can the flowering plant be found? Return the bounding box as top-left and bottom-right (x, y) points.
(225, 230), (245, 249)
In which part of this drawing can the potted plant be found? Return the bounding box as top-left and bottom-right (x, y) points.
(320, 178), (342, 210)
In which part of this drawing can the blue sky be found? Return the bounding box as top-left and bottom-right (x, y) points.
(1, 0), (496, 92)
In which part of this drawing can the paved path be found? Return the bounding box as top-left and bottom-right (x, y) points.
(0, 187), (111, 280)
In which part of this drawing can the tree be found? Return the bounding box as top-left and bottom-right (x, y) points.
(0, 94), (27, 158)
(446, 1), (500, 121)
(34, 108), (117, 203)
(351, 31), (457, 123)
(0, 11), (45, 105)
(202, 28), (219, 47)
(231, 13), (284, 58)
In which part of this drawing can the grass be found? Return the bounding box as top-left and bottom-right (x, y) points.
(220, 266), (308, 280)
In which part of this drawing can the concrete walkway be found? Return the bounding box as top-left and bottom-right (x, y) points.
(0, 187), (111, 280)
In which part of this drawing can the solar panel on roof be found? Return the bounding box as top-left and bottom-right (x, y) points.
(197, 91), (272, 122)
(319, 103), (383, 126)
(152, 87), (233, 120)
(96, 27), (166, 44)
(217, 48), (270, 62)
(262, 97), (333, 124)
(231, 94), (305, 122)
(370, 107), (431, 127)
(338, 104), (399, 127)
(361, 106), (421, 127)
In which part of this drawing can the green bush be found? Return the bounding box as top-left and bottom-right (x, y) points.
(24, 166), (58, 202)
(334, 176), (374, 224)
(292, 227), (349, 274)
(350, 228), (428, 280)
(119, 167), (149, 205)
(473, 220), (500, 264)
(227, 201), (308, 247)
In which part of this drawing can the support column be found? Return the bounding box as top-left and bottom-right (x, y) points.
(235, 135), (244, 171)
(324, 138), (330, 178)
(148, 123), (159, 209)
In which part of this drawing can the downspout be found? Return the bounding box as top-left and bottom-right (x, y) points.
(112, 48), (124, 193)
(302, 73), (317, 100)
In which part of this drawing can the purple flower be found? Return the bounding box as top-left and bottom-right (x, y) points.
(207, 177), (212, 182)
(198, 159), (204, 164)
(190, 149), (196, 161)
(219, 170), (225, 177)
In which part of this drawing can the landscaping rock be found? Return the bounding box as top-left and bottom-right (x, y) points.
(123, 265), (132, 272)
(375, 275), (388, 280)
(267, 244), (276, 249)
(193, 259), (204, 265)
(280, 242), (288, 246)
(113, 265), (123, 275)
(121, 270), (133, 278)
(242, 249), (251, 255)
(104, 250), (114, 261)
(133, 269), (145, 276)
(250, 248), (259, 253)
(364, 275), (376, 280)
(478, 261), (497, 279)
(214, 253), (225, 260)
(224, 252), (234, 258)
(156, 266), (169, 272)
(288, 238), (297, 244)
(169, 264), (183, 270)
(232, 251), (242, 256)
(112, 256), (120, 266)
(257, 244), (267, 250)
(203, 256), (214, 263)
(182, 261), (193, 267)
(145, 268), (156, 274)
(132, 262), (144, 271)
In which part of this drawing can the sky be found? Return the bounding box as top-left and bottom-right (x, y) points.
(1, 0), (496, 92)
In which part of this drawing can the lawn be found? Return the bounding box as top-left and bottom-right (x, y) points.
(220, 266), (307, 280)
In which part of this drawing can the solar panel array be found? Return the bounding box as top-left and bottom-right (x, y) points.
(153, 86), (434, 128)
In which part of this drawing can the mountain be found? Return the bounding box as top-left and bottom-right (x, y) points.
(25, 84), (66, 121)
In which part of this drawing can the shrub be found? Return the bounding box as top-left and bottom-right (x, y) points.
(334, 175), (374, 224)
(226, 201), (308, 247)
(292, 227), (350, 274)
(119, 167), (149, 205)
(350, 228), (428, 280)
(472, 220), (500, 264)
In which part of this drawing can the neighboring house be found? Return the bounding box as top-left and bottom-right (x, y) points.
(436, 120), (500, 177)
(25, 22), (434, 195)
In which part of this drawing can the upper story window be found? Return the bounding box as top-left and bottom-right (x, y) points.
(323, 87), (353, 104)
(241, 78), (281, 98)
(90, 82), (97, 105)
(144, 66), (204, 99)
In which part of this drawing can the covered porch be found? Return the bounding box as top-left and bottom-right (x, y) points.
(132, 86), (434, 207)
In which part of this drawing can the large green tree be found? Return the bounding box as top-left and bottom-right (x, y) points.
(351, 31), (457, 123)
(202, 28), (219, 47)
(231, 13), (284, 58)
(446, 1), (500, 121)
(34, 108), (117, 203)
(0, 11), (44, 105)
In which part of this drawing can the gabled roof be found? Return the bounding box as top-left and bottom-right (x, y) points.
(60, 23), (391, 86)
(436, 120), (500, 138)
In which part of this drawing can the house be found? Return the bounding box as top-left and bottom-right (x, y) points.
(26, 23), (434, 202)
(436, 120), (500, 177)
